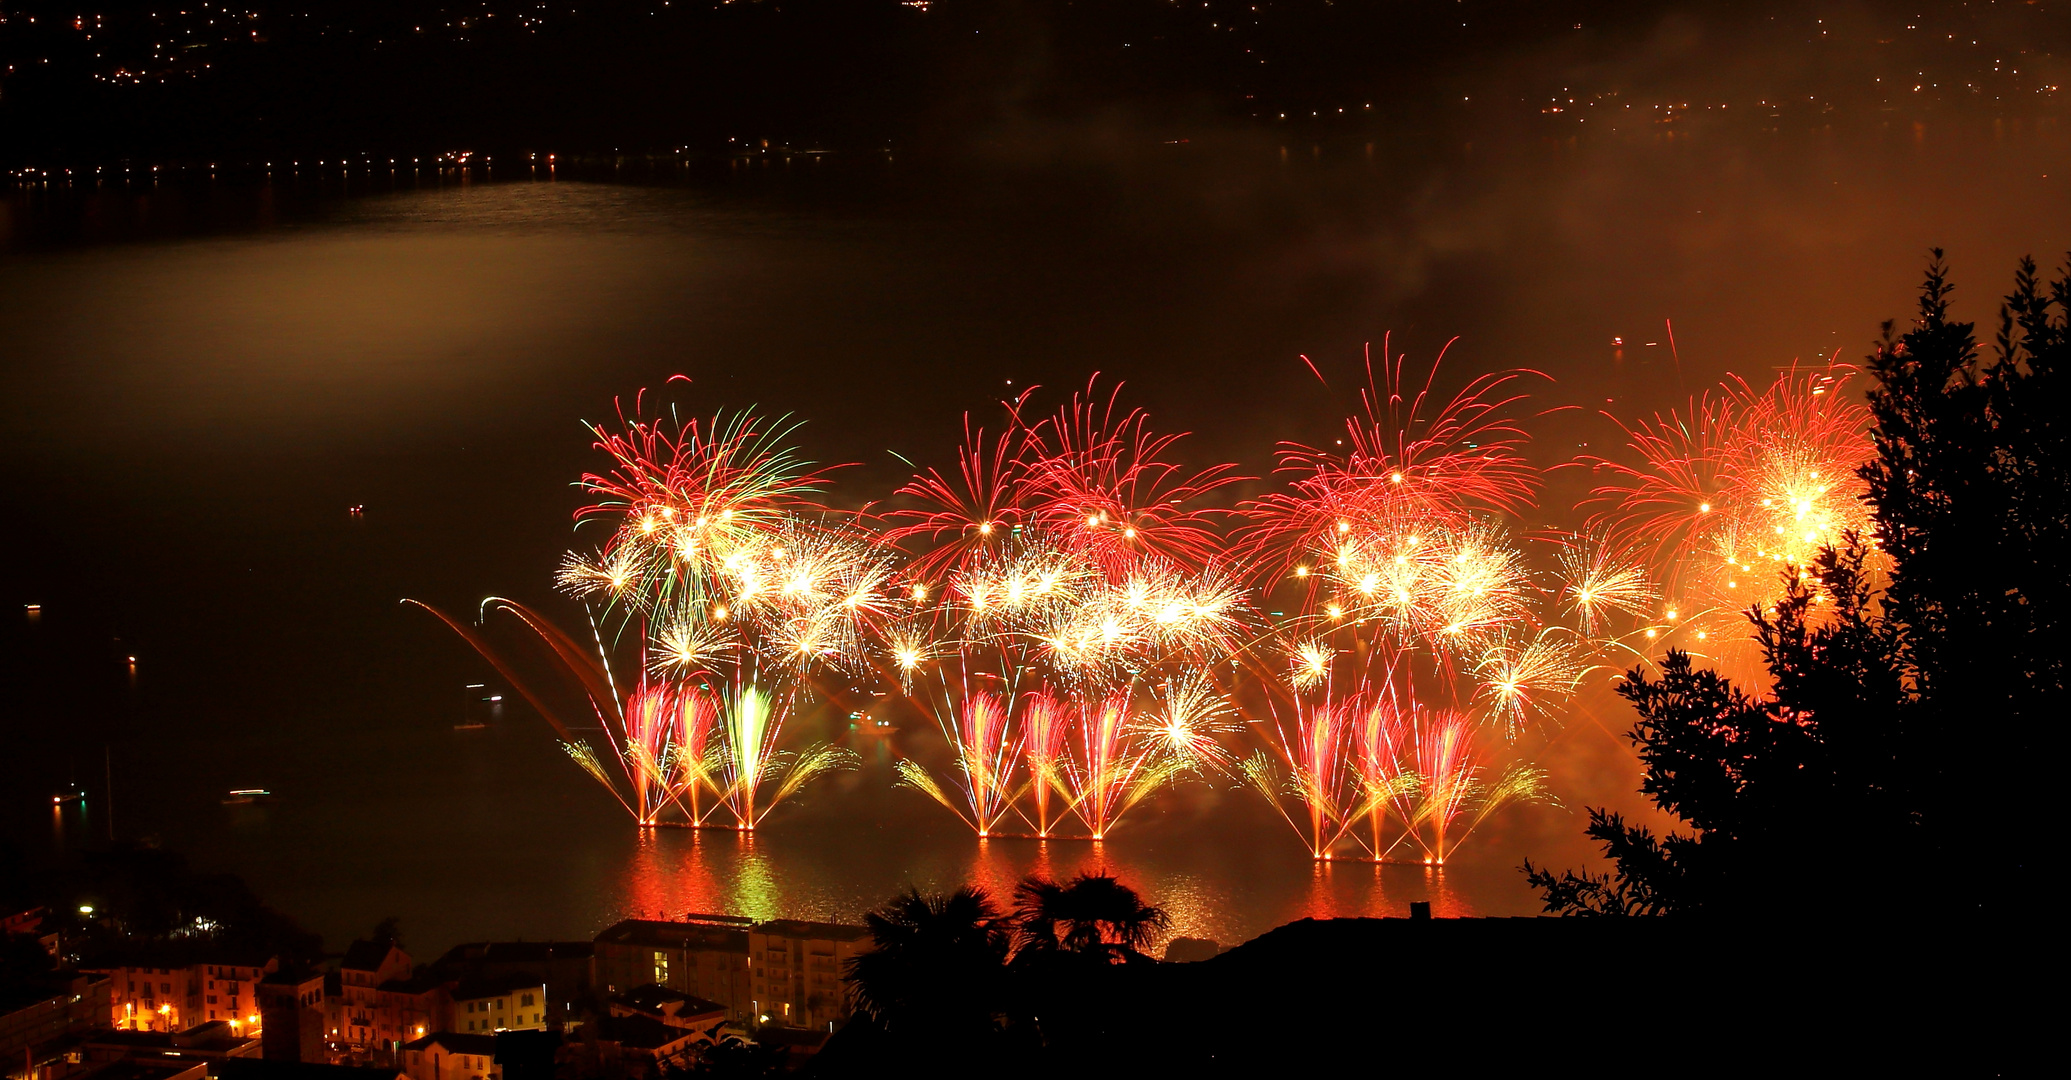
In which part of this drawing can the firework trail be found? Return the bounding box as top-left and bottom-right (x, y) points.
(1406, 710), (1551, 865)
(404, 598), (739, 826)
(710, 683), (858, 831)
(1346, 693), (1420, 860)
(623, 683), (723, 825)
(895, 691), (1020, 836)
(1018, 693), (1073, 837)
(1065, 695), (1173, 841)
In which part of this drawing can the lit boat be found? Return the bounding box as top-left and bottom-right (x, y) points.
(221, 789), (279, 805)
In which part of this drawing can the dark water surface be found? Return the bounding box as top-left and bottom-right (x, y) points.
(4, 126), (2067, 954)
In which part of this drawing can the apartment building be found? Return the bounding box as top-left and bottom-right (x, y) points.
(745, 921), (867, 1031)
(591, 919), (749, 1020)
(449, 977), (546, 1035)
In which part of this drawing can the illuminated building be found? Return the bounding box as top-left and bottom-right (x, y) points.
(85, 953), (277, 1035)
(0, 971), (111, 1080)
(604, 986), (727, 1037)
(79, 1021), (260, 1067)
(745, 921), (867, 1031)
(592, 919), (750, 1020)
(566, 1014), (703, 1079)
(425, 942), (593, 1025)
(399, 1032), (499, 1080)
(337, 941), (411, 1052)
(255, 968), (326, 1065)
(448, 978), (546, 1035)
(374, 974), (451, 1051)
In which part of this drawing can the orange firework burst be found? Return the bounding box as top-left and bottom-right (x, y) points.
(1589, 365), (1877, 661)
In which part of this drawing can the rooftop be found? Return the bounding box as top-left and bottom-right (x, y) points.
(433, 942), (593, 968)
(585, 1014), (696, 1053)
(375, 973), (448, 996)
(208, 1058), (405, 1080)
(75, 1061), (207, 1080)
(451, 974), (545, 1002)
(339, 941), (403, 974)
(593, 919), (747, 953)
(607, 985), (727, 1018)
(490, 1030), (560, 1068)
(82, 947), (276, 972)
(752, 919), (871, 944)
(0, 971), (108, 1015)
(84, 1023), (255, 1054)
(400, 1033), (497, 1057)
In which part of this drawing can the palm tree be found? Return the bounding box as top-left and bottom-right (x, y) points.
(844, 885), (1010, 1033)
(1011, 872), (1170, 963)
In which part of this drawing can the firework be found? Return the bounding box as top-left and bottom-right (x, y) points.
(1016, 377), (1247, 575)
(1346, 693), (1420, 859)
(1405, 710), (1551, 865)
(1472, 630), (1583, 737)
(1588, 365), (1876, 657)
(1248, 697), (1349, 859)
(896, 691), (1020, 836)
(1063, 695), (1174, 840)
(623, 683), (722, 826)
(710, 683), (858, 831)
(1234, 343), (1559, 861)
(1554, 527), (1660, 637)
(427, 354), (1591, 858)
(1138, 676), (1241, 776)
(413, 393), (870, 830)
(1018, 693), (1073, 837)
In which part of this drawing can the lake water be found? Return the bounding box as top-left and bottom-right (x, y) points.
(5, 121), (2067, 955)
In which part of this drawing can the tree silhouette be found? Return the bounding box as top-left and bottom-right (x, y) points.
(1527, 253), (2067, 917)
(1010, 872), (1170, 963)
(843, 885), (1010, 1037)
(1861, 252), (2065, 910)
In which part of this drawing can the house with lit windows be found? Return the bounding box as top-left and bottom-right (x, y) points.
(448, 977), (546, 1035)
(375, 973), (450, 1050)
(591, 918), (750, 1020)
(336, 941), (411, 1052)
(746, 921), (868, 1031)
(425, 943), (590, 1026)
(399, 1032), (498, 1080)
(85, 951), (278, 1035)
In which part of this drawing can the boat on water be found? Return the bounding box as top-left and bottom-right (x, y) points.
(221, 789), (279, 806)
(51, 785), (86, 806)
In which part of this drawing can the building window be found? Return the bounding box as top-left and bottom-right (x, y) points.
(653, 951), (669, 985)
